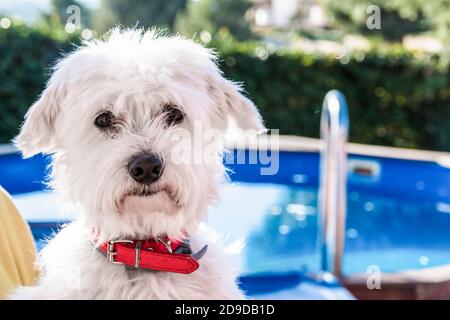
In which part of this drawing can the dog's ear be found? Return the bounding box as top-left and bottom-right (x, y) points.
(14, 80), (63, 158)
(208, 73), (266, 134)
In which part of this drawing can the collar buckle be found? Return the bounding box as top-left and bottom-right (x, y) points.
(106, 239), (134, 264)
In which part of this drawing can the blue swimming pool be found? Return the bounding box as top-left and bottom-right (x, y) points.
(1, 147), (450, 296)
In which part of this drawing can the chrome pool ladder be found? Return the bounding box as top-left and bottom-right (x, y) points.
(318, 90), (349, 278)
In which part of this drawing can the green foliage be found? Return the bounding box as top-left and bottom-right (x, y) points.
(0, 23), (449, 151)
(215, 42), (450, 151)
(175, 0), (254, 41)
(319, 0), (450, 41)
(94, 0), (187, 33)
(0, 22), (80, 143)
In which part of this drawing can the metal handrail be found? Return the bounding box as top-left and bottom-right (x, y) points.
(318, 90), (349, 278)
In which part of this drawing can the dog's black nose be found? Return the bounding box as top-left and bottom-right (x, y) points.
(128, 154), (164, 184)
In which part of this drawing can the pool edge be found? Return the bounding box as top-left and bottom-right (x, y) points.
(341, 264), (450, 299)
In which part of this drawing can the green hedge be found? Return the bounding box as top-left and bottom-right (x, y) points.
(0, 23), (80, 145)
(1, 24), (449, 151)
(217, 43), (450, 151)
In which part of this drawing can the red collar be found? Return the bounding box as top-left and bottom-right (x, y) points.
(96, 237), (207, 274)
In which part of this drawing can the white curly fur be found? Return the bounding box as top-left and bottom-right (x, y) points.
(10, 28), (264, 300)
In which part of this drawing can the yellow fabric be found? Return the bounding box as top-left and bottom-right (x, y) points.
(0, 186), (38, 299)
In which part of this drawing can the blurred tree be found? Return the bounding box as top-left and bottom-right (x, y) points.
(94, 0), (187, 33)
(318, 0), (450, 41)
(175, 0), (254, 41)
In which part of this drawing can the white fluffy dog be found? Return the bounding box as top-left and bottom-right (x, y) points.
(11, 28), (264, 299)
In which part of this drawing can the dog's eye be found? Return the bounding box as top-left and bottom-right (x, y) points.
(164, 105), (184, 126)
(94, 111), (115, 128)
